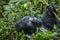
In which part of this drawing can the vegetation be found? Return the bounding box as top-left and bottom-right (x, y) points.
(0, 0), (60, 40)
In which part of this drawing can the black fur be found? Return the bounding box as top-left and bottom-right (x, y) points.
(15, 16), (42, 34)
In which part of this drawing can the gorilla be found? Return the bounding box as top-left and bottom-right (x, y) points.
(15, 4), (60, 34)
(15, 16), (42, 34)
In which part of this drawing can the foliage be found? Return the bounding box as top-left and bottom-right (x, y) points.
(0, 0), (60, 40)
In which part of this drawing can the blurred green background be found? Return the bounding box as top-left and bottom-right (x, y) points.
(0, 0), (60, 40)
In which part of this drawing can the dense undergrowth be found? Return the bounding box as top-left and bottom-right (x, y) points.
(0, 0), (60, 40)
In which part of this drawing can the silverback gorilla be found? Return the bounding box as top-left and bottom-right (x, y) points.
(15, 16), (42, 34)
(15, 4), (60, 34)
